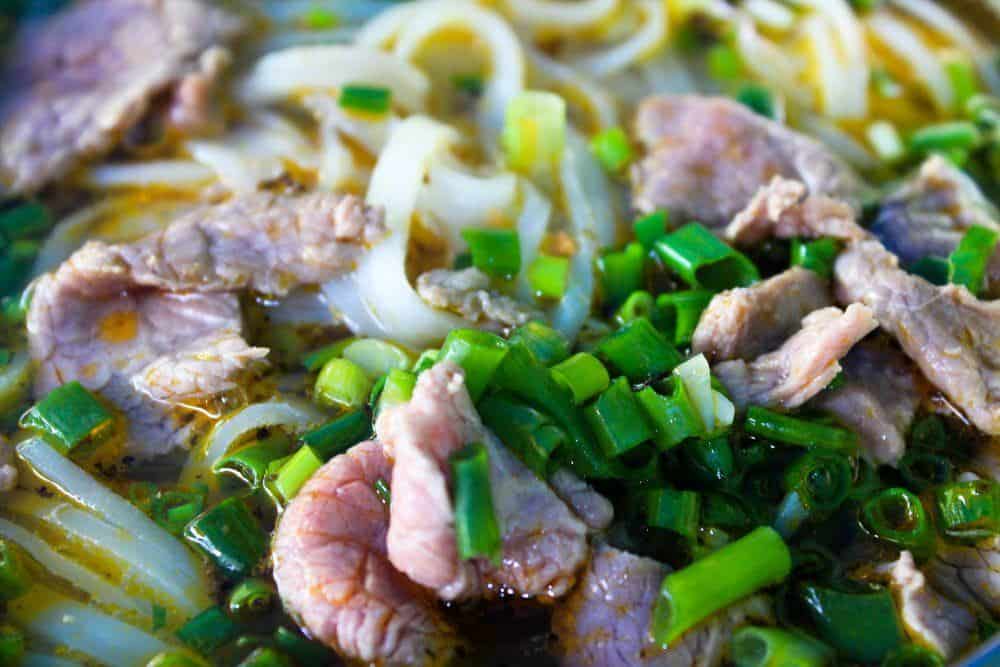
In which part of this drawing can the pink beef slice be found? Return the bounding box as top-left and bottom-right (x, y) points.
(630, 96), (862, 228)
(0, 0), (245, 194)
(374, 361), (593, 601)
(27, 192), (384, 459)
(691, 266), (832, 363)
(834, 239), (1000, 436)
(552, 545), (770, 667)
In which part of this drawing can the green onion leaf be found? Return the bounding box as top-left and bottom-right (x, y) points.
(644, 487), (700, 539)
(731, 626), (835, 667)
(634, 210), (668, 249)
(908, 256), (949, 285)
(450, 442), (502, 563)
(461, 227), (521, 278)
(527, 253), (570, 299)
(614, 290), (655, 325)
(654, 290), (714, 345)
(0, 540), (31, 600)
(451, 73), (484, 96)
(374, 368), (416, 417)
(0, 201), (51, 241)
(707, 44), (743, 82)
(636, 379), (702, 451)
(598, 242), (646, 308)
(176, 607), (240, 656)
(341, 338), (412, 379)
(947, 224), (999, 295)
(944, 57), (980, 111)
(300, 5), (339, 30)
(502, 91), (567, 178)
(213, 433), (292, 488)
(589, 126), (633, 173)
(584, 377), (654, 458)
(0, 625), (24, 666)
(596, 317), (682, 384)
(184, 498), (268, 579)
(881, 644), (945, 667)
(744, 407), (858, 454)
(736, 84), (777, 119)
(910, 121), (981, 154)
(21, 381), (114, 455)
(791, 238), (842, 279)
(479, 393), (563, 477)
(654, 223), (759, 291)
(439, 328), (509, 401)
(300, 410), (372, 461)
(935, 480), (999, 541)
(272, 445), (324, 503)
(862, 487), (934, 558)
(551, 353), (610, 405)
(799, 585), (904, 663)
(338, 84), (391, 115)
(508, 321), (570, 367)
(314, 358), (373, 409)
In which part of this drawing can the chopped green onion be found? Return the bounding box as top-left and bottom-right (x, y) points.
(707, 43), (743, 82)
(273, 626), (335, 665)
(237, 647), (294, 667)
(375, 368), (416, 416)
(451, 73), (484, 96)
(439, 328), (509, 401)
(0, 201), (51, 241)
(785, 450), (852, 514)
(945, 57), (980, 111)
(479, 393), (563, 477)
(551, 353), (610, 405)
(589, 126), (633, 173)
(862, 488), (934, 558)
(736, 84), (777, 119)
(596, 317), (682, 383)
(228, 578), (276, 619)
(0, 349), (9, 369)
(731, 626), (835, 667)
(453, 252), (473, 270)
(614, 290), (654, 325)
(148, 650), (211, 666)
(341, 338), (412, 379)
(314, 358), (373, 409)
(898, 450), (952, 492)
(908, 256), (949, 285)
(461, 227), (521, 278)
(634, 210), (668, 249)
(213, 433), (292, 488)
(273, 446), (324, 503)
(0, 540), (31, 600)
(644, 487), (700, 539)
(527, 254), (570, 299)
(909, 121), (981, 153)
(338, 84), (392, 115)
(654, 223), (759, 291)
(301, 338), (356, 372)
(701, 492), (759, 531)
(508, 321), (570, 367)
(184, 498), (268, 579)
(866, 121), (906, 163)
(652, 527), (791, 647)
(412, 348), (441, 374)
(0, 625), (24, 666)
(655, 290), (714, 345)
(502, 91), (567, 178)
(744, 407), (858, 453)
(176, 606), (241, 655)
(597, 242), (645, 308)
(935, 480), (999, 541)
(21, 381), (114, 455)
(791, 238), (842, 279)
(636, 379), (702, 450)
(584, 377), (654, 458)
(800, 585), (904, 663)
(947, 224), (999, 295)
(374, 478), (391, 505)
(673, 354), (734, 435)
(299, 5), (338, 29)
(450, 442), (502, 563)
(300, 410), (372, 461)
(881, 644), (945, 667)
(680, 435), (734, 486)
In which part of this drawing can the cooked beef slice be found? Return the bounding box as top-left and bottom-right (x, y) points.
(723, 176), (868, 246)
(375, 361), (590, 601)
(28, 192), (383, 458)
(926, 536), (1000, 617)
(692, 266), (832, 362)
(714, 304), (877, 410)
(835, 240), (1000, 435)
(872, 156), (1000, 295)
(814, 343), (921, 466)
(0, 0), (244, 193)
(416, 267), (541, 332)
(631, 96), (862, 228)
(552, 545), (769, 667)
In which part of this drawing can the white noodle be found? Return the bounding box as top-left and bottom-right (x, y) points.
(866, 11), (953, 111)
(798, 113), (879, 170)
(515, 179), (554, 301)
(800, 0), (869, 118)
(84, 161), (213, 190)
(571, 0), (668, 78)
(417, 162), (519, 248)
(745, 0), (795, 31)
(526, 47), (619, 129)
(504, 0), (618, 32)
(264, 289), (338, 327)
(735, 17), (811, 108)
(802, 16), (850, 119)
(240, 45), (430, 112)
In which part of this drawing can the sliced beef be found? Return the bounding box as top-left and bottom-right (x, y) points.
(552, 545), (769, 667)
(691, 267), (832, 362)
(549, 468), (614, 533)
(926, 536), (1000, 617)
(27, 192), (384, 458)
(834, 240), (1000, 435)
(724, 176), (868, 247)
(881, 551), (975, 660)
(872, 156), (1000, 295)
(416, 268), (541, 333)
(0, 0), (245, 194)
(631, 96), (862, 228)
(273, 440), (459, 665)
(714, 304), (877, 410)
(814, 343), (921, 466)
(375, 361), (590, 601)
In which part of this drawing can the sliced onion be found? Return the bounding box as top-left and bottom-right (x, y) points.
(84, 161), (214, 190)
(571, 0), (668, 78)
(239, 44), (430, 112)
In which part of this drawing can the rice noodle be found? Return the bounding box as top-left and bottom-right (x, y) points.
(800, 0), (869, 118)
(866, 11), (952, 111)
(571, 0), (668, 78)
(84, 161), (213, 190)
(526, 47), (619, 129)
(0, 517), (146, 615)
(9, 587), (170, 666)
(264, 289), (338, 327)
(515, 179), (553, 301)
(735, 17), (811, 108)
(417, 162), (519, 248)
(358, 0), (524, 145)
(239, 45), (430, 112)
(802, 16), (850, 119)
(504, 0), (618, 32)
(16, 438), (210, 611)
(342, 115), (465, 347)
(798, 112), (879, 170)
(639, 52), (704, 96)
(745, 0), (795, 31)
(180, 399), (326, 491)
